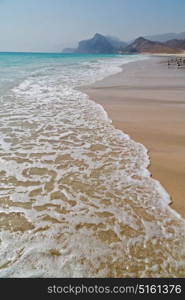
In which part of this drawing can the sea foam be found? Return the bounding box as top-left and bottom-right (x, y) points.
(0, 53), (184, 277)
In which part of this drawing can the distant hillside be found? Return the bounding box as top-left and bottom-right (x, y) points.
(105, 35), (127, 49)
(62, 33), (127, 54)
(145, 31), (185, 42)
(75, 33), (116, 54)
(122, 37), (183, 54)
(62, 34), (185, 55)
(164, 39), (185, 50)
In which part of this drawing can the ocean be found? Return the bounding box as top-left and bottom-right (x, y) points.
(0, 52), (184, 277)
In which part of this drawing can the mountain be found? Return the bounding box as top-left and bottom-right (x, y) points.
(105, 35), (127, 49)
(122, 37), (183, 54)
(144, 31), (185, 42)
(62, 33), (124, 54)
(62, 33), (185, 54)
(164, 39), (185, 50)
(75, 33), (116, 54)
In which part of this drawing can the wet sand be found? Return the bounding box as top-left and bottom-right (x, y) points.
(82, 57), (185, 218)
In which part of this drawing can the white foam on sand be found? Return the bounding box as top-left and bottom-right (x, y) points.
(0, 54), (185, 277)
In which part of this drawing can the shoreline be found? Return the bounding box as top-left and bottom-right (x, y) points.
(81, 56), (185, 218)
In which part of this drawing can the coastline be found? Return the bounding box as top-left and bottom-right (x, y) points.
(81, 56), (185, 218)
(1, 53), (185, 277)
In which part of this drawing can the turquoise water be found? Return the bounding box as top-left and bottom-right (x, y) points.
(0, 52), (123, 91)
(0, 52), (184, 277)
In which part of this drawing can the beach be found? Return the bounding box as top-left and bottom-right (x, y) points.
(0, 53), (185, 277)
(82, 56), (185, 218)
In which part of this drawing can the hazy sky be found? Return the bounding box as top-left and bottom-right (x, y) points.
(0, 0), (185, 52)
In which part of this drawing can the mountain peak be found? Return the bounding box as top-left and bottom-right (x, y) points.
(122, 36), (183, 54)
(135, 36), (146, 42)
(93, 33), (104, 39)
(76, 33), (116, 54)
(62, 33), (127, 54)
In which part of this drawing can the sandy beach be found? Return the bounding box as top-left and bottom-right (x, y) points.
(82, 57), (185, 218)
(1, 53), (185, 278)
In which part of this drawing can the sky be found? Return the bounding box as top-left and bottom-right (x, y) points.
(0, 0), (185, 52)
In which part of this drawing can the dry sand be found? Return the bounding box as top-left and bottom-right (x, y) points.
(82, 57), (185, 218)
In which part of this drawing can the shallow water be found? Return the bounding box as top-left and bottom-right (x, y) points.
(0, 53), (184, 277)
